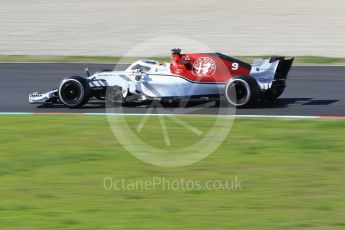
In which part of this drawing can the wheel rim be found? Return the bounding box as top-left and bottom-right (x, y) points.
(226, 80), (250, 106)
(60, 80), (84, 105)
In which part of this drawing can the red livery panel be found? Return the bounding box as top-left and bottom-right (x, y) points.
(170, 51), (251, 83)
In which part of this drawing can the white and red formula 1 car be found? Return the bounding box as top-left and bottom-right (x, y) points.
(29, 49), (294, 108)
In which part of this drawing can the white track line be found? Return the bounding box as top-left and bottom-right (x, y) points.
(0, 112), (344, 119)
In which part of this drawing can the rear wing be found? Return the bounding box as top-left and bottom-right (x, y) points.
(250, 57), (294, 90)
(269, 56), (294, 81)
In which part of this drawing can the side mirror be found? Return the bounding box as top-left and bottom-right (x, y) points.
(84, 68), (90, 77)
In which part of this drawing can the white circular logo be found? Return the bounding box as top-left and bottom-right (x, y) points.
(192, 57), (216, 77)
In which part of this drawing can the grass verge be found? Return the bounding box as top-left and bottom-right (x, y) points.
(0, 115), (345, 229)
(1, 55), (345, 65)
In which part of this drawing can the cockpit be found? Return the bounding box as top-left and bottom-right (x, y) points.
(126, 60), (170, 74)
(126, 60), (157, 72)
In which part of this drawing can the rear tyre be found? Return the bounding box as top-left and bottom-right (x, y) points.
(58, 76), (90, 108)
(224, 75), (260, 107)
(260, 83), (285, 101)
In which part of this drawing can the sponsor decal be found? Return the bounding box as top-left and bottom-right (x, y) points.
(192, 57), (216, 77)
(258, 77), (273, 83)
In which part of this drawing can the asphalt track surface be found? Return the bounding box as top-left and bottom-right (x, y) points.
(0, 63), (344, 116)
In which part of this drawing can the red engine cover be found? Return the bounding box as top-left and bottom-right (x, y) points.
(170, 52), (251, 83)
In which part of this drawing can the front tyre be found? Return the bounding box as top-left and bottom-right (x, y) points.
(58, 76), (90, 108)
(224, 75), (260, 107)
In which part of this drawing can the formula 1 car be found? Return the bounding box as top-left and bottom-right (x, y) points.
(29, 49), (294, 108)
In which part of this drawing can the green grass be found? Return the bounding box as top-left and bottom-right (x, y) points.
(0, 115), (345, 229)
(1, 55), (345, 65)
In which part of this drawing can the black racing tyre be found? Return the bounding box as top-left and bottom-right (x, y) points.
(58, 76), (90, 108)
(224, 75), (260, 107)
(260, 83), (285, 101)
